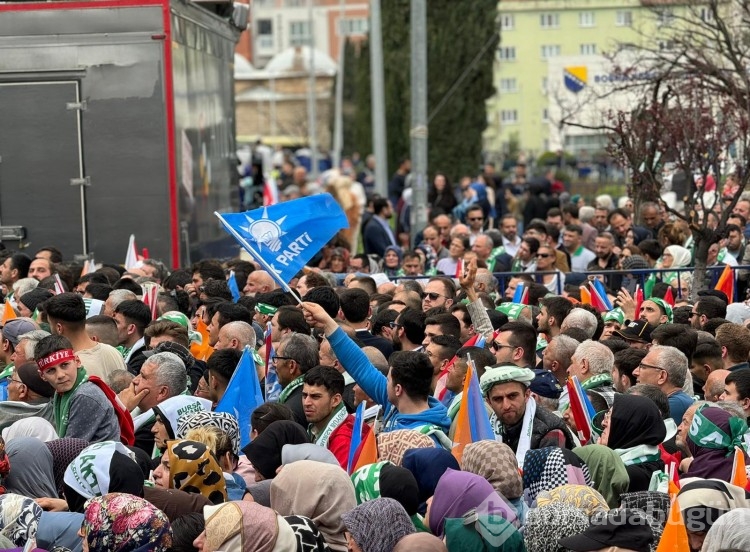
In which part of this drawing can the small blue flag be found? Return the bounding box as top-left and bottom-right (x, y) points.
(215, 346), (264, 449)
(215, 194), (349, 291)
(347, 401), (366, 473)
(228, 270), (242, 302)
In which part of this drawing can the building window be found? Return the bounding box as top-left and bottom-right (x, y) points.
(542, 108), (549, 123)
(500, 109), (519, 124)
(501, 14), (514, 30)
(289, 21), (311, 46)
(580, 43), (597, 55)
(659, 40), (675, 51)
(540, 13), (560, 29)
(541, 44), (561, 59)
(616, 10), (632, 27)
(499, 78), (518, 93)
(542, 77), (548, 94)
(257, 19), (273, 49)
(340, 18), (368, 35)
(700, 7), (714, 22)
(656, 9), (674, 27)
(498, 46), (516, 61)
(285, 0), (304, 6)
(579, 11), (595, 27)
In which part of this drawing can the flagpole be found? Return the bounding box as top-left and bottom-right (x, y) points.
(214, 212), (299, 301)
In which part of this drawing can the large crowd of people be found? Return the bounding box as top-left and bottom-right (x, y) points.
(0, 168), (748, 552)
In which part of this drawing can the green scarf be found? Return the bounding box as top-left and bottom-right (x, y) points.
(582, 373), (613, 391)
(351, 461), (429, 532)
(278, 375), (305, 404)
(53, 367), (88, 437)
(308, 403), (348, 447)
(573, 445), (630, 508)
(689, 405), (749, 456)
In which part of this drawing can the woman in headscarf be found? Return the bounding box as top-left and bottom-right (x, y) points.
(443, 512), (524, 552)
(427, 469), (517, 538)
(523, 503), (589, 552)
(573, 444), (630, 508)
(45, 438), (89, 497)
(36, 511), (85, 552)
(676, 478), (750, 552)
(535, 484), (609, 517)
(4, 436), (58, 499)
(81, 493), (172, 552)
(460, 440), (527, 522)
(599, 394), (666, 492)
(284, 515), (332, 552)
(402, 447), (459, 514)
(194, 501), (299, 552)
(701, 508), (750, 552)
(271, 460), (356, 552)
(351, 461), (424, 531)
(377, 429), (435, 466)
(242, 420), (309, 482)
(522, 446), (592, 505)
(58, 441), (145, 513)
(182, 426), (246, 501)
(381, 246), (403, 278)
(152, 440), (227, 505)
(681, 405), (749, 483)
(281, 443), (339, 466)
(2, 417), (58, 443)
(0, 494), (43, 548)
(342, 498), (415, 552)
(659, 245), (692, 286)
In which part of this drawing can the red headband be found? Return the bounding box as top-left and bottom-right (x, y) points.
(37, 349), (76, 372)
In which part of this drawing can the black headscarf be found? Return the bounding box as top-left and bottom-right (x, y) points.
(608, 394), (666, 450)
(379, 463), (420, 516)
(242, 421), (309, 480)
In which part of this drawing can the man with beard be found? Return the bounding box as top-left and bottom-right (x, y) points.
(587, 232), (622, 290)
(536, 296), (573, 340)
(480, 365), (574, 453)
(390, 307), (426, 352)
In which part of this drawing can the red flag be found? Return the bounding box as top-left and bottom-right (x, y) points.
(454, 258), (463, 279)
(664, 286), (675, 307)
(715, 264), (735, 303)
(634, 285), (644, 322)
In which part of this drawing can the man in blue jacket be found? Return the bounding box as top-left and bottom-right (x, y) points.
(301, 301), (451, 448)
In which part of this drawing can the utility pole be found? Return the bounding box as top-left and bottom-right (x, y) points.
(332, 0), (345, 170)
(409, 0), (428, 246)
(307, 0), (319, 179)
(370, 0), (388, 198)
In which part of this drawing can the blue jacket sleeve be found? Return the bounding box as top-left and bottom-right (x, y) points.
(327, 327), (388, 407)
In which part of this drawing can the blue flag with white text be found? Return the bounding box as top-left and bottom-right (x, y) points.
(215, 346), (264, 449)
(215, 194), (349, 290)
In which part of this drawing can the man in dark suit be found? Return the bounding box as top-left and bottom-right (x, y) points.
(363, 197), (397, 257)
(337, 287), (394, 360)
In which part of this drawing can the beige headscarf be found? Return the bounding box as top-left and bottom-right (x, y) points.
(270, 460), (356, 552)
(377, 430), (435, 466)
(461, 440), (523, 500)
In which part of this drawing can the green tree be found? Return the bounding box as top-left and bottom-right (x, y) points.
(341, 0), (498, 182)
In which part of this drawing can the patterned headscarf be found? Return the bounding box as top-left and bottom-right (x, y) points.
(522, 447), (592, 504)
(45, 438), (89, 497)
(284, 515), (332, 552)
(271, 460), (356, 552)
(536, 484), (609, 516)
(0, 494), (43, 546)
(523, 503), (589, 552)
(165, 440), (227, 504)
(377, 430), (434, 466)
(342, 498), (415, 552)
(176, 411), (241, 456)
(461, 440), (523, 500)
(82, 493), (171, 552)
(203, 501), (286, 552)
